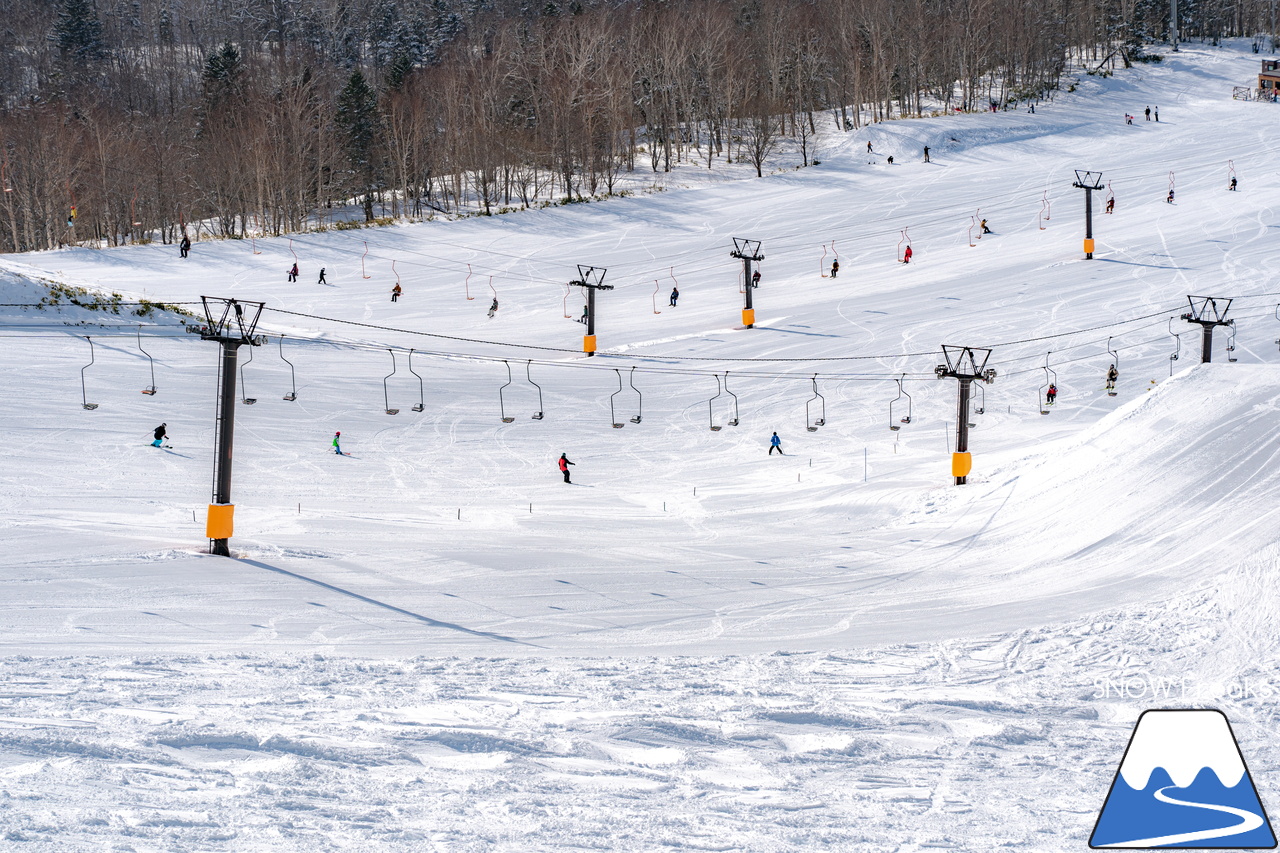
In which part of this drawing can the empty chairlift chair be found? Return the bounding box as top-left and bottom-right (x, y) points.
(280, 335), (297, 401)
(382, 349), (400, 415)
(80, 336), (99, 410)
(408, 349), (425, 412)
(137, 326), (157, 395)
(806, 374), (825, 431)
(707, 374), (724, 431)
(240, 345), (257, 405)
(528, 361), (544, 420)
(610, 369), (626, 428)
(627, 366), (641, 424)
(498, 360), (515, 422)
(889, 375), (912, 430)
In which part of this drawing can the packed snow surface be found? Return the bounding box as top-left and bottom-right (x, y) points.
(2, 42), (1280, 851)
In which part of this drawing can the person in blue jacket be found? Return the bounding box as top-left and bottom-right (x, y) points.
(769, 432), (782, 455)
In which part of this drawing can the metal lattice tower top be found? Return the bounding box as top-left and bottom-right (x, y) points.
(198, 297), (266, 345)
(730, 238), (764, 261)
(571, 265), (611, 291)
(1073, 170), (1104, 190)
(1182, 295), (1233, 325)
(936, 345), (997, 382)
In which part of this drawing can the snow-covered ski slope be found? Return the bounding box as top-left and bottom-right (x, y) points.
(3, 42), (1280, 851)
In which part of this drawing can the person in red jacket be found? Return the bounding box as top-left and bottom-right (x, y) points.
(902, 245), (913, 264)
(558, 453), (575, 483)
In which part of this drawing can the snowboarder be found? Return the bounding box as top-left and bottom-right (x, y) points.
(769, 431), (782, 455)
(669, 286), (679, 306)
(886, 155), (894, 165)
(391, 283), (402, 302)
(1028, 103), (1035, 114)
(922, 146), (930, 163)
(1229, 177), (1238, 191)
(179, 235), (191, 258)
(1125, 114), (1133, 125)
(980, 219), (992, 234)
(1046, 384), (1057, 405)
(1166, 188), (1175, 204)
(488, 297), (498, 318)
(1106, 364), (1119, 391)
(558, 453), (575, 483)
(830, 259), (839, 278)
(288, 263), (299, 282)
(1106, 196), (1115, 214)
(902, 245), (913, 264)
(1144, 106), (1151, 121)
(866, 141), (873, 154)
(332, 431), (342, 455)
(318, 267), (327, 284)
(151, 423), (167, 447)
(751, 270), (761, 288)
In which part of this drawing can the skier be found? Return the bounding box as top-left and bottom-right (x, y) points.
(830, 258), (839, 278)
(558, 452), (575, 483)
(866, 141), (873, 154)
(902, 245), (913, 264)
(1028, 103), (1035, 114)
(1125, 114), (1133, 125)
(669, 286), (679, 306)
(151, 423), (167, 447)
(391, 283), (402, 302)
(1106, 196), (1115, 214)
(1154, 106), (1159, 121)
(288, 262), (299, 282)
(1106, 364), (1119, 391)
(579, 304), (588, 323)
(488, 297), (498, 318)
(769, 431), (782, 455)
(179, 235), (191, 258)
(923, 146), (930, 163)
(1144, 106), (1151, 121)
(1166, 188), (1175, 204)
(980, 218), (992, 234)
(332, 431), (342, 455)
(886, 155), (894, 165)
(1046, 383), (1057, 405)
(751, 270), (761, 288)
(318, 267), (327, 284)
(1229, 177), (1238, 191)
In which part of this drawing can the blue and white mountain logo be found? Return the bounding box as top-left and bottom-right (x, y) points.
(1090, 709), (1276, 848)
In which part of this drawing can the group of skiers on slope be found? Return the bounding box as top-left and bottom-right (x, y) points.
(865, 140), (931, 165)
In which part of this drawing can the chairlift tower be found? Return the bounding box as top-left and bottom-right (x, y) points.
(1181, 296), (1233, 363)
(935, 345), (997, 486)
(730, 238), (764, 329)
(1072, 170), (1104, 259)
(191, 296), (265, 556)
(571, 265), (611, 357)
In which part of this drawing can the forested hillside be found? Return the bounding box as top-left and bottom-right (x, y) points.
(0, 0), (1269, 251)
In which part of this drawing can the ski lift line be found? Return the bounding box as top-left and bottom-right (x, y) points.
(995, 332), (1172, 378)
(258, 306), (943, 361)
